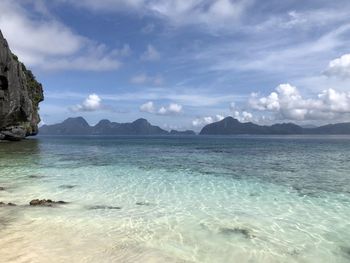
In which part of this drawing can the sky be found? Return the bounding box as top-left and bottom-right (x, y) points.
(1, 0), (350, 131)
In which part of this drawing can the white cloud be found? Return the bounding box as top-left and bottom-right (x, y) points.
(130, 73), (163, 85)
(324, 53), (350, 78)
(249, 83), (350, 121)
(71, 94), (103, 112)
(229, 101), (254, 122)
(140, 44), (160, 61)
(192, 114), (224, 127)
(233, 110), (253, 122)
(158, 103), (183, 115)
(215, 114), (225, 121)
(140, 101), (156, 113)
(0, 0), (124, 71)
(139, 101), (183, 115)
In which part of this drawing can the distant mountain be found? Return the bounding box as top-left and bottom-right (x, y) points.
(200, 117), (350, 135)
(40, 117), (195, 136)
(301, 124), (318, 129)
(91, 118), (168, 135)
(170, 130), (196, 135)
(304, 122), (350, 134)
(40, 116), (350, 136)
(40, 117), (91, 135)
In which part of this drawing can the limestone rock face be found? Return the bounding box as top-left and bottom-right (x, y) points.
(0, 30), (44, 140)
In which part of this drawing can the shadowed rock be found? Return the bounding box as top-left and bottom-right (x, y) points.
(287, 248), (300, 256)
(28, 175), (45, 179)
(219, 227), (255, 239)
(29, 199), (68, 207)
(0, 30), (44, 141)
(0, 186), (5, 191)
(136, 202), (152, 206)
(0, 202), (16, 206)
(59, 185), (77, 189)
(88, 205), (121, 210)
(340, 246), (350, 258)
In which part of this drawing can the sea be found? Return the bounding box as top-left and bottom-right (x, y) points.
(0, 135), (349, 263)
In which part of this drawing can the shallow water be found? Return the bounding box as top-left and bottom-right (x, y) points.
(0, 135), (350, 262)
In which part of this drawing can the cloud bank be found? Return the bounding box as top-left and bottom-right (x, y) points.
(192, 114), (224, 127)
(140, 101), (183, 115)
(249, 84), (350, 121)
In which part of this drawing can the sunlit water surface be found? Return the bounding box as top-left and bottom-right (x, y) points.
(0, 136), (350, 263)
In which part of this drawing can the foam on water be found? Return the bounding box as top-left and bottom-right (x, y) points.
(0, 136), (350, 262)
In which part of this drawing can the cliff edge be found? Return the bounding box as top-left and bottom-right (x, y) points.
(0, 30), (44, 140)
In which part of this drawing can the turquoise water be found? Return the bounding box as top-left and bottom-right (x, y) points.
(0, 136), (350, 263)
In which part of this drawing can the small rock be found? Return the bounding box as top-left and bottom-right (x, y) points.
(29, 199), (68, 207)
(88, 205), (121, 210)
(219, 227), (255, 239)
(0, 202), (16, 207)
(136, 202), (152, 206)
(0, 187), (5, 191)
(28, 175), (45, 179)
(340, 246), (350, 257)
(59, 185), (76, 189)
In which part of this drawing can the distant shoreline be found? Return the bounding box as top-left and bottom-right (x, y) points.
(39, 116), (350, 136)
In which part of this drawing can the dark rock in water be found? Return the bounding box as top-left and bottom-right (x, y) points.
(0, 30), (44, 141)
(0, 202), (16, 206)
(0, 186), (5, 191)
(29, 199), (68, 207)
(287, 248), (300, 256)
(219, 227), (254, 239)
(59, 185), (77, 189)
(340, 246), (350, 258)
(1, 127), (26, 141)
(28, 175), (45, 179)
(88, 205), (121, 210)
(56, 201), (68, 204)
(136, 202), (152, 206)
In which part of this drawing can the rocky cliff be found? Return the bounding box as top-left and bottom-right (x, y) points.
(0, 30), (44, 140)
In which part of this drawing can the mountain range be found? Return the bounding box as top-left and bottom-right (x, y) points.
(39, 117), (195, 136)
(39, 116), (350, 136)
(199, 117), (350, 135)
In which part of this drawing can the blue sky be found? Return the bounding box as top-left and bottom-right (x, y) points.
(1, 0), (350, 130)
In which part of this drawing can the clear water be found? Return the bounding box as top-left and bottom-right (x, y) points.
(0, 135), (350, 263)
